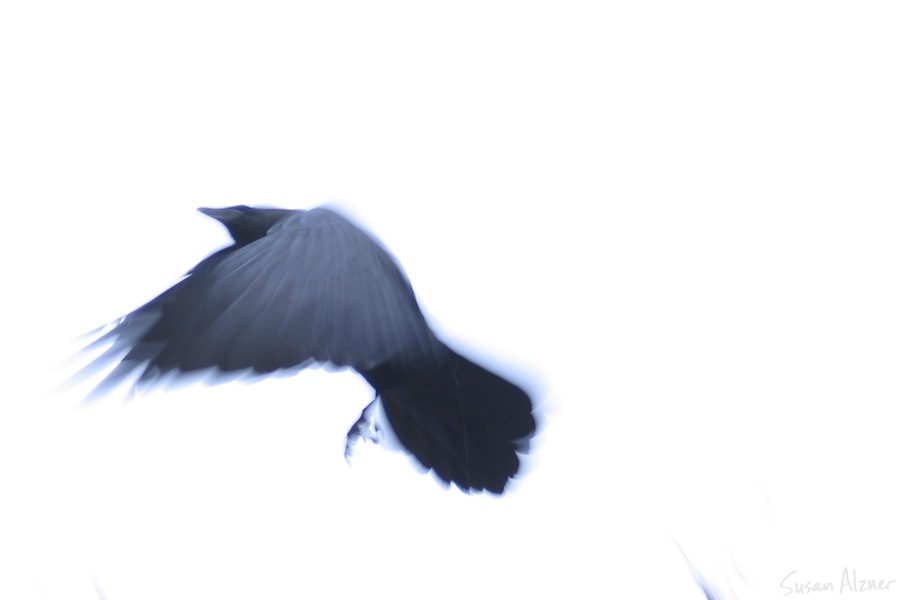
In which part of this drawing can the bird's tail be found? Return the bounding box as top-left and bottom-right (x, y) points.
(365, 346), (536, 493)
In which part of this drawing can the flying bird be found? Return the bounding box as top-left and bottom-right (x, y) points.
(79, 205), (536, 493)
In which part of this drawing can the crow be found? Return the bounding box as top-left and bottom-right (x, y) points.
(79, 205), (536, 493)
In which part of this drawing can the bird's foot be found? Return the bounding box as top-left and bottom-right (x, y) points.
(344, 398), (382, 461)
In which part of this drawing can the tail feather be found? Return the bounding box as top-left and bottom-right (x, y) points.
(369, 348), (535, 493)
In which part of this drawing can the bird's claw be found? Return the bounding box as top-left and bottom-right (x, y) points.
(344, 398), (382, 462)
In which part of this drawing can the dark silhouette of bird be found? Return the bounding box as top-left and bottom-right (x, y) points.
(79, 205), (536, 493)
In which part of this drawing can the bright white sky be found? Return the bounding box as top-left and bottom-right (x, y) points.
(2, 2), (899, 599)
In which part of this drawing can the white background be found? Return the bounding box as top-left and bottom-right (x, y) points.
(2, 2), (899, 599)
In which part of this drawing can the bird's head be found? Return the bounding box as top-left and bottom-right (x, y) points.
(198, 205), (296, 246)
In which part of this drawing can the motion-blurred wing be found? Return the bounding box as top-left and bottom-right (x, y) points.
(83, 208), (439, 392)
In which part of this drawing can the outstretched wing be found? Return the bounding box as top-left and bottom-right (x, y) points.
(81, 208), (440, 393)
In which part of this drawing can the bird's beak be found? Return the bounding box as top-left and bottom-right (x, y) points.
(198, 207), (240, 224)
